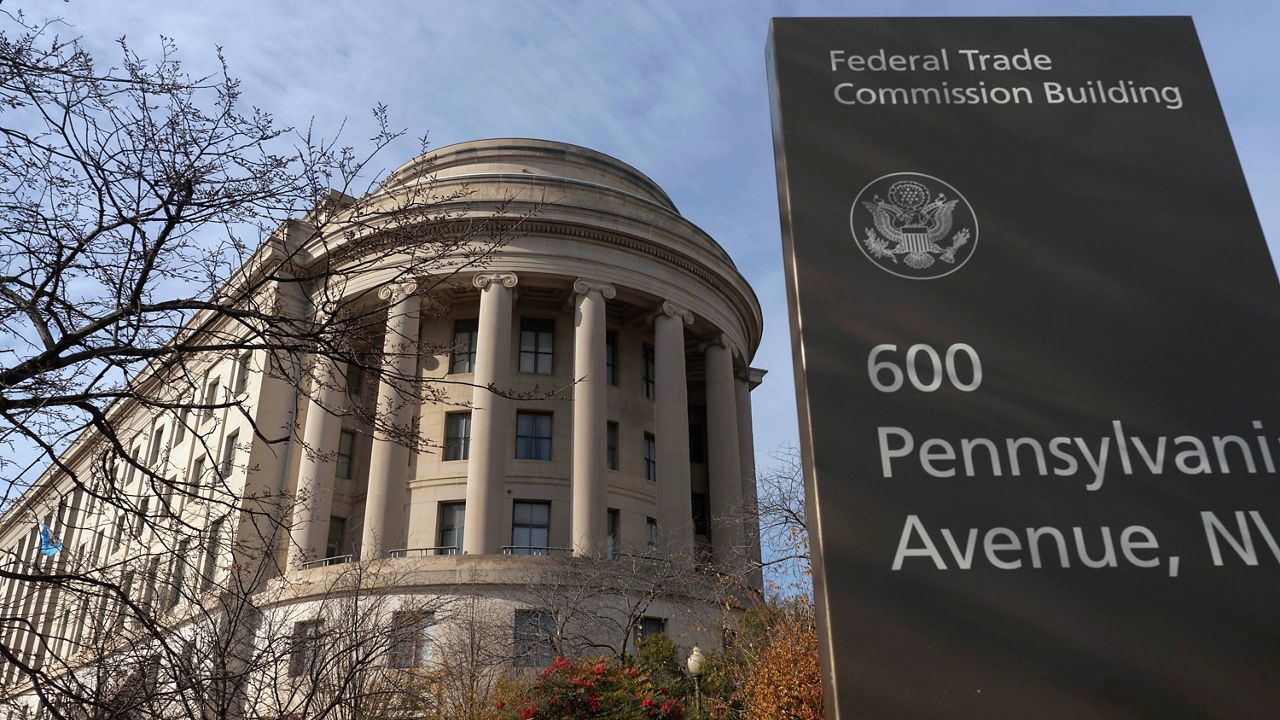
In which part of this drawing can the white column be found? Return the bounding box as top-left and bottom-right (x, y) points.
(654, 301), (694, 556)
(463, 272), (518, 555)
(361, 281), (421, 559)
(737, 367), (766, 589)
(288, 357), (343, 570)
(705, 336), (743, 571)
(571, 279), (616, 557)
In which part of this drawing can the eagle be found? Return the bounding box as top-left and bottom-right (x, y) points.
(863, 193), (959, 270)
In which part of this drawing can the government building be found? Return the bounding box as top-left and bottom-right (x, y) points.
(0, 139), (764, 716)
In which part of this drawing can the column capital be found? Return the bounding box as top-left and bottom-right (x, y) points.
(658, 300), (694, 326)
(473, 272), (519, 290)
(377, 280), (418, 304)
(699, 333), (731, 353)
(572, 278), (617, 299)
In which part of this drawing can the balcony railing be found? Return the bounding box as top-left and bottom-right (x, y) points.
(388, 546), (459, 557)
(501, 545), (571, 557)
(300, 554), (353, 569)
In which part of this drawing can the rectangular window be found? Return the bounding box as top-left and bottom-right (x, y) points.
(634, 616), (667, 647)
(643, 344), (655, 399)
(449, 319), (479, 374)
(514, 610), (555, 668)
(220, 431), (239, 481)
(644, 433), (657, 482)
(606, 422), (619, 471)
(515, 412), (553, 461)
(510, 501), (550, 556)
(388, 611), (432, 669)
(605, 330), (618, 386)
(189, 457), (206, 501)
(518, 318), (555, 374)
(289, 619), (324, 677)
(689, 422), (706, 464)
(148, 429), (165, 466)
(336, 429), (357, 480)
(647, 517), (658, 556)
(438, 502), (465, 555)
(607, 508), (620, 559)
(691, 493), (710, 537)
(201, 518), (224, 592)
(444, 413), (471, 461)
(168, 540), (189, 611)
(234, 352), (252, 395)
(326, 516), (347, 559)
(346, 362), (365, 397)
(202, 377), (220, 421)
(175, 406), (189, 444)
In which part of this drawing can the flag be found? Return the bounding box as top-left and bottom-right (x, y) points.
(37, 517), (62, 557)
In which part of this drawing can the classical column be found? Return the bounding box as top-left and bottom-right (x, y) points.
(463, 272), (518, 555)
(654, 301), (694, 556)
(360, 281), (421, 559)
(705, 335), (743, 571)
(571, 279), (616, 557)
(737, 367), (767, 589)
(288, 357), (343, 570)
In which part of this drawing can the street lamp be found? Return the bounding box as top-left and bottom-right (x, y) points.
(686, 646), (705, 715)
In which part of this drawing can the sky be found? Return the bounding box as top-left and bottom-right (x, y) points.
(22, 0), (1279, 473)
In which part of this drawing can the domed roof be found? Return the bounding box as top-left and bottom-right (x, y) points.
(379, 138), (678, 212)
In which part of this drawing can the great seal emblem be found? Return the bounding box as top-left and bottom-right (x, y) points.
(850, 172), (978, 279)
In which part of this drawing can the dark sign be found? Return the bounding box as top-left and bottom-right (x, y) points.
(768, 17), (1280, 718)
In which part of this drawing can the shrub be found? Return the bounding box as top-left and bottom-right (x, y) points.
(494, 656), (684, 720)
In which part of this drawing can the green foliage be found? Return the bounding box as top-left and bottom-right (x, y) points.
(494, 656), (684, 720)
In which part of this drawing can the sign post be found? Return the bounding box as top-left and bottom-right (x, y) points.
(768, 17), (1280, 718)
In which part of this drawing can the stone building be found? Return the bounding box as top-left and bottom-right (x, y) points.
(0, 139), (764, 713)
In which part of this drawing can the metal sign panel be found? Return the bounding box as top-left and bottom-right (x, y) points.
(768, 17), (1280, 718)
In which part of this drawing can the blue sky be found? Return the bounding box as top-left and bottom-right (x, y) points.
(29, 0), (1279, 472)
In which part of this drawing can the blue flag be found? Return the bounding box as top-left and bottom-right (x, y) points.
(38, 519), (62, 557)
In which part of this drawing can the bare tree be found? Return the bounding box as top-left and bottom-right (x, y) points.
(0, 9), (534, 717)
(754, 448), (810, 595)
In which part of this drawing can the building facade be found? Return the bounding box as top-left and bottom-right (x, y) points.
(0, 139), (764, 714)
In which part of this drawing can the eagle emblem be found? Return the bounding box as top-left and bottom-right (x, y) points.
(850, 173), (978, 279)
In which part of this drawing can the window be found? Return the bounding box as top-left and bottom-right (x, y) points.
(689, 421), (706, 464)
(336, 429), (357, 480)
(346, 362), (365, 397)
(646, 517), (658, 556)
(202, 377), (220, 421)
(220, 431), (239, 481)
(607, 508), (620, 559)
(450, 319), (479, 374)
(326, 517), (347, 559)
(605, 330), (618, 385)
(644, 433), (657, 482)
(189, 457), (206, 500)
(515, 412), (553, 461)
(643, 344), (655, 399)
(290, 619), (324, 677)
(148, 429), (165, 466)
(201, 518), (224, 592)
(168, 540), (190, 611)
(234, 352), (252, 395)
(519, 318), (555, 374)
(514, 610), (555, 668)
(175, 407), (189, 444)
(510, 501), (550, 556)
(388, 611), (433, 668)
(634, 616), (667, 647)
(606, 422), (619, 471)
(691, 493), (710, 537)
(444, 413), (471, 461)
(438, 502), (465, 555)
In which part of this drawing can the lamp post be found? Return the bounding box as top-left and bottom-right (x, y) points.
(686, 646), (705, 715)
